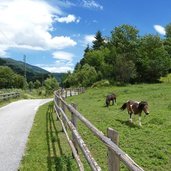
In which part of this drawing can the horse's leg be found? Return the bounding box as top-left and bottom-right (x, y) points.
(112, 99), (114, 105)
(106, 101), (109, 107)
(138, 114), (142, 127)
(129, 113), (133, 123)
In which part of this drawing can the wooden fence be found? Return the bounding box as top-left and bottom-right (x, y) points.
(54, 88), (144, 171)
(0, 92), (20, 101)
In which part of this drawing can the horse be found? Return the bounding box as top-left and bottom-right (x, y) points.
(105, 93), (116, 107)
(120, 100), (149, 126)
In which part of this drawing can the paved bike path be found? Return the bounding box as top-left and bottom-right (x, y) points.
(0, 99), (52, 171)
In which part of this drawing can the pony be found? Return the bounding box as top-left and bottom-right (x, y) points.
(105, 93), (116, 107)
(120, 100), (149, 126)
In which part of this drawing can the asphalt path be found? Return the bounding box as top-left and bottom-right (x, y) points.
(0, 99), (52, 171)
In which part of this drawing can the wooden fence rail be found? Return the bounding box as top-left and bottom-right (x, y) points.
(54, 88), (144, 171)
(0, 92), (20, 101)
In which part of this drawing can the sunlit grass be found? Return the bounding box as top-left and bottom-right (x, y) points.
(20, 83), (171, 170)
(66, 83), (171, 171)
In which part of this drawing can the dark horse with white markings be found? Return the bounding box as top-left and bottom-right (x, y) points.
(120, 100), (149, 126)
(105, 93), (116, 107)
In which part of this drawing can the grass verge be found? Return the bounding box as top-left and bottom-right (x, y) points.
(19, 101), (77, 171)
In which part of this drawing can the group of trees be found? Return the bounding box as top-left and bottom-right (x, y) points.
(0, 66), (59, 95)
(0, 66), (24, 89)
(63, 24), (171, 87)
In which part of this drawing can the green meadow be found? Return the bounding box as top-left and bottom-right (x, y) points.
(20, 83), (171, 171)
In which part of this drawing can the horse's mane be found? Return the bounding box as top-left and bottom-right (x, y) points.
(138, 101), (148, 110)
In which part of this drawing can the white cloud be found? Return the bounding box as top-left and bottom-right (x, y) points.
(82, 34), (95, 46)
(154, 25), (166, 35)
(41, 65), (73, 73)
(56, 0), (76, 8)
(37, 61), (74, 73)
(0, 45), (8, 57)
(52, 51), (74, 61)
(0, 0), (77, 56)
(82, 0), (103, 10)
(55, 14), (80, 23)
(37, 51), (75, 73)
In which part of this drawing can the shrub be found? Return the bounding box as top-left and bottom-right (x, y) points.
(91, 79), (110, 88)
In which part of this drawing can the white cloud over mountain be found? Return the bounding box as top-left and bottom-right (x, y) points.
(0, 0), (77, 56)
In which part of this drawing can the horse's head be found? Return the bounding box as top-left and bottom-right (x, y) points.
(139, 101), (149, 115)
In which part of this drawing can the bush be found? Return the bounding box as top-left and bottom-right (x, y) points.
(91, 79), (110, 88)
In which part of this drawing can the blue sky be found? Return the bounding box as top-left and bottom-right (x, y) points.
(0, 0), (170, 73)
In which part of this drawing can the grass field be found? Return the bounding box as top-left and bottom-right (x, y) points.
(20, 83), (171, 171)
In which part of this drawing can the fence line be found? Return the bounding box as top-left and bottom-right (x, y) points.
(58, 87), (85, 98)
(54, 101), (101, 171)
(54, 103), (84, 171)
(0, 92), (20, 101)
(54, 88), (144, 171)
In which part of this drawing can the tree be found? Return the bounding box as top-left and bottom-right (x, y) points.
(165, 23), (171, 38)
(111, 24), (139, 60)
(61, 72), (72, 88)
(92, 31), (105, 50)
(73, 64), (98, 87)
(13, 74), (24, 88)
(0, 66), (24, 88)
(28, 81), (34, 91)
(84, 47), (110, 76)
(44, 76), (59, 95)
(34, 80), (41, 89)
(103, 46), (117, 80)
(136, 34), (171, 82)
(164, 23), (171, 58)
(0, 66), (14, 88)
(115, 55), (137, 84)
(79, 64), (98, 87)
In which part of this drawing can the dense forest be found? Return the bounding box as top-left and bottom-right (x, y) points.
(62, 24), (171, 87)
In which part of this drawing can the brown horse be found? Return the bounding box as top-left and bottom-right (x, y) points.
(106, 93), (116, 107)
(120, 100), (149, 126)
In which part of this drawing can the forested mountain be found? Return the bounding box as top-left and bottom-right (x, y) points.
(52, 73), (65, 83)
(0, 58), (50, 82)
(0, 58), (49, 82)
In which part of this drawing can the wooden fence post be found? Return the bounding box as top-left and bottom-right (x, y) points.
(61, 97), (67, 131)
(56, 96), (61, 118)
(70, 88), (72, 96)
(107, 127), (120, 171)
(65, 89), (67, 98)
(71, 103), (78, 154)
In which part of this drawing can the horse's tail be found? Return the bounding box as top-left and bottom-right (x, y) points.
(120, 102), (127, 110)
